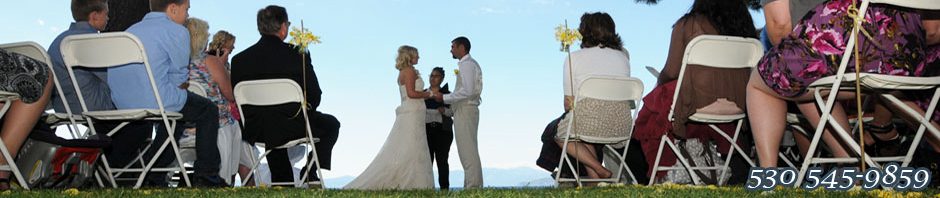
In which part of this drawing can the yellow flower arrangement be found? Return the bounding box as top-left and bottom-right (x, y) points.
(555, 23), (581, 52)
(288, 26), (321, 54)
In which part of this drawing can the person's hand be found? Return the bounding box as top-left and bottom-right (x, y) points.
(437, 107), (445, 114)
(221, 48), (232, 60)
(179, 82), (190, 89)
(434, 92), (444, 102)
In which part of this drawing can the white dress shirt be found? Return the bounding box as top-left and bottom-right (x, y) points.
(444, 54), (483, 106)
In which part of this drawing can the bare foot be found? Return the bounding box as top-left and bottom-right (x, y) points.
(585, 168), (600, 179)
(595, 168), (613, 179)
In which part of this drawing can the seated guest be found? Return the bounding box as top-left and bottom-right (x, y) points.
(185, 17), (253, 186)
(631, 0), (756, 183)
(537, 12), (631, 179)
(231, 5), (341, 185)
(108, 0), (225, 187)
(747, 0), (940, 168)
(48, 0), (152, 170)
(0, 50), (54, 190)
(424, 67), (453, 189)
(204, 29), (257, 185)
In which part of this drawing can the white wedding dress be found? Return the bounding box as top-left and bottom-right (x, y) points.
(344, 76), (434, 190)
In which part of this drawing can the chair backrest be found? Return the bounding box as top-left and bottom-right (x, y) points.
(60, 32), (147, 69)
(233, 79), (306, 126)
(1, 41), (86, 137)
(0, 42), (50, 63)
(668, 35), (764, 120)
(59, 32), (170, 117)
(569, 76), (644, 144)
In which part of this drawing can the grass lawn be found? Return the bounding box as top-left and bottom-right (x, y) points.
(1, 184), (938, 198)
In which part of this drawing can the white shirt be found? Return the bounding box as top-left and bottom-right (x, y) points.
(563, 46), (631, 96)
(444, 54), (483, 106)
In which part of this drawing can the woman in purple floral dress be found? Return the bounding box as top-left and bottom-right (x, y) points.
(746, 0), (940, 168)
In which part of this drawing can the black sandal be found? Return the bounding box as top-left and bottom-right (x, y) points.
(865, 122), (904, 157)
(0, 178), (10, 191)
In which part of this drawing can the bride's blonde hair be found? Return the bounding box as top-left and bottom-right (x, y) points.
(395, 45), (418, 70)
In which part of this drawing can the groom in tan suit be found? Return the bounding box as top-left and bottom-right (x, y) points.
(434, 36), (483, 188)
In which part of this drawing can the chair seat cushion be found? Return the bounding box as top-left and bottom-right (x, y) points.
(45, 113), (85, 124)
(810, 74), (940, 90)
(689, 112), (745, 123)
(83, 109), (182, 120)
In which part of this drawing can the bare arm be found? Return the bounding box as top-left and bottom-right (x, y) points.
(763, 0), (792, 46)
(401, 68), (430, 99)
(206, 56), (235, 101)
(658, 20), (687, 86)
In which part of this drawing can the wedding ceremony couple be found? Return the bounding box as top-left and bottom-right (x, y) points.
(343, 37), (484, 190)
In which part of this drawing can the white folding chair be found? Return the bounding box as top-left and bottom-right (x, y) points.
(0, 43), (45, 190)
(554, 76), (643, 187)
(60, 32), (190, 188)
(648, 35), (763, 185)
(0, 42), (85, 138)
(234, 79), (323, 188)
(795, 0), (940, 187)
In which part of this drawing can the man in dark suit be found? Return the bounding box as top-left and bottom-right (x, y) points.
(230, 5), (340, 184)
(424, 67), (453, 189)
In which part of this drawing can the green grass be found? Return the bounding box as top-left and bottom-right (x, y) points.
(1, 185), (938, 198)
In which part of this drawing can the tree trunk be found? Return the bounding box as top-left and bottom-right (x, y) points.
(105, 0), (150, 32)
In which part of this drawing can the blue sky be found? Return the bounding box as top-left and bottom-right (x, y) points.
(1, 0), (766, 181)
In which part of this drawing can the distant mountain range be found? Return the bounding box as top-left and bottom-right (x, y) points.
(324, 167), (554, 188)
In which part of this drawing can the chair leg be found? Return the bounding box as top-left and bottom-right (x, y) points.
(96, 153), (119, 188)
(665, 137), (703, 185)
(649, 136), (667, 185)
(608, 143), (638, 184)
(0, 134), (29, 190)
(243, 149), (272, 187)
(165, 120), (191, 187)
(306, 141), (324, 188)
(710, 120), (755, 185)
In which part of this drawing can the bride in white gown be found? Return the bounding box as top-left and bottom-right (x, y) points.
(344, 45), (435, 190)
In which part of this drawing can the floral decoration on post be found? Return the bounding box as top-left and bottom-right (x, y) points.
(288, 20), (321, 117)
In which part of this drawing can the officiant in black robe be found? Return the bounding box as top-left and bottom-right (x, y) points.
(425, 67), (453, 189)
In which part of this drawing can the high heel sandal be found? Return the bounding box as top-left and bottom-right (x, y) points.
(864, 122), (904, 157)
